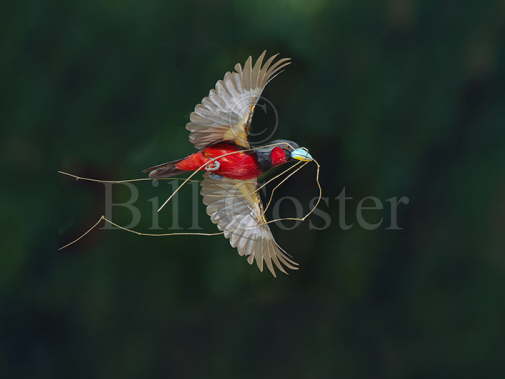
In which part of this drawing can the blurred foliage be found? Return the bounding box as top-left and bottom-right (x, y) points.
(1, 0), (505, 378)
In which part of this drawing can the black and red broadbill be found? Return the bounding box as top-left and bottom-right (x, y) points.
(143, 51), (314, 277)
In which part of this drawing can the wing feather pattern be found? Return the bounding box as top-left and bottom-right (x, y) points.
(201, 173), (298, 277)
(186, 51), (291, 149)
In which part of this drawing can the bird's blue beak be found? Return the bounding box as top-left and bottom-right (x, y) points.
(291, 147), (313, 162)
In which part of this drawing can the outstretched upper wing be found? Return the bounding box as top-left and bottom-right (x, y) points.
(200, 173), (298, 277)
(186, 51), (291, 149)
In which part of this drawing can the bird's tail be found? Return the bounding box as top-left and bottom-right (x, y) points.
(142, 159), (184, 178)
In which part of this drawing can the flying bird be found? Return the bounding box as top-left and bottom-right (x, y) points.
(143, 51), (314, 277)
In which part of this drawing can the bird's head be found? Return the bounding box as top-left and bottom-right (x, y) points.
(257, 139), (313, 168)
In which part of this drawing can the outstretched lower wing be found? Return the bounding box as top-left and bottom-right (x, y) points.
(200, 174), (298, 277)
(186, 51), (291, 149)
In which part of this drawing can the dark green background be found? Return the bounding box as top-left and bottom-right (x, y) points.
(2, 1), (505, 378)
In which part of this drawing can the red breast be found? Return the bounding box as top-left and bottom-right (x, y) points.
(175, 143), (262, 180)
